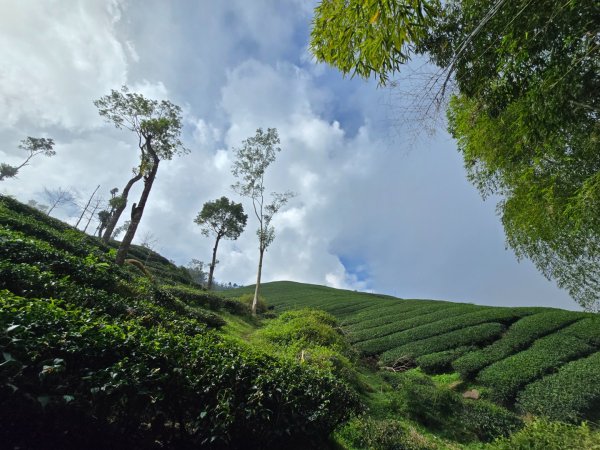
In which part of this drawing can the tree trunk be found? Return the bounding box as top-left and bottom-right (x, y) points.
(208, 235), (222, 290)
(75, 184), (100, 228)
(115, 154), (159, 265)
(102, 172), (143, 242)
(252, 248), (265, 315)
(83, 198), (103, 233)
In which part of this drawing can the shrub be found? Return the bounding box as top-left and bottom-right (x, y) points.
(403, 378), (461, 429)
(253, 309), (362, 388)
(459, 399), (523, 442)
(236, 293), (268, 314)
(380, 323), (505, 366)
(485, 419), (600, 450)
(162, 285), (223, 309)
(0, 291), (361, 449)
(153, 287), (225, 328)
(255, 308), (345, 350)
(416, 346), (474, 374)
(349, 304), (477, 344)
(453, 310), (583, 379)
(516, 350), (600, 423)
(356, 307), (532, 356)
(477, 318), (600, 403)
(335, 417), (438, 450)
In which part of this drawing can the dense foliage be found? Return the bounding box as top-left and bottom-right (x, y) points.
(0, 197), (360, 449)
(235, 281), (600, 424)
(452, 310), (583, 378)
(477, 318), (600, 403)
(516, 351), (600, 424)
(310, 0), (600, 310)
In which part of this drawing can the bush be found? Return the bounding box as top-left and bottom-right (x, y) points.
(236, 293), (268, 314)
(153, 287), (225, 328)
(477, 318), (600, 403)
(356, 307), (532, 356)
(416, 346), (474, 374)
(459, 400), (522, 442)
(349, 304), (477, 344)
(255, 309), (345, 350)
(453, 310), (583, 379)
(485, 419), (600, 450)
(162, 285), (223, 309)
(516, 350), (600, 423)
(380, 323), (505, 366)
(0, 291), (361, 449)
(253, 309), (362, 388)
(336, 417), (438, 450)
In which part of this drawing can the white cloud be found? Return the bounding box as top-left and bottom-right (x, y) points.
(0, 0), (130, 130)
(0, 0), (578, 310)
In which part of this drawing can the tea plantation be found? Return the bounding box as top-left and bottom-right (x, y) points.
(2, 195), (600, 449)
(225, 281), (600, 425)
(0, 196), (359, 449)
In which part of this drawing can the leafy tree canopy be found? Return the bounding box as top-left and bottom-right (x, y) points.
(311, 0), (600, 310)
(194, 196), (248, 240)
(311, 0), (437, 86)
(0, 137), (56, 181)
(94, 86), (188, 162)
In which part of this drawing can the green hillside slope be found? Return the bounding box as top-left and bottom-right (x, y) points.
(226, 281), (600, 423)
(0, 196), (358, 449)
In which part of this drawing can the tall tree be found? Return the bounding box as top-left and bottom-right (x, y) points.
(94, 86), (188, 265)
(100, 172), (143, 243)
(310, 0), (600, 310)
(0, 137), (55, 181)
(231, 128), (295, 314)
(194, 196), (248, 290)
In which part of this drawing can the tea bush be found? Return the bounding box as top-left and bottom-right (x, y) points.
(483, 419), (600, 450)
(356, 307), (531, 356)
(453, 311), (583, 379)
(0, 291), (360, 449)
(516, 350), (600, 423)
(349, 304), (477, 344)
(416, 346), (474, 374)
(335, 417), (439, 450)
(380, 323), (505, 366)
(477, 318), (600, 403)
(236, 293), (268, 314)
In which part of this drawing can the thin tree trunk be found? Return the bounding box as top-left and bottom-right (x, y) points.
(208, 235), (222, 290)
(75, 184), (100, 228)
(102, 172), (143, 242)
(83, 198), (103, 233)
(252, 248), (264, 315)
(115, 154), (159, 265)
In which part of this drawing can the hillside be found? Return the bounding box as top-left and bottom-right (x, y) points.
(226, 281), (600, 424)
(2, 196), (600, 449)
(0, 196), (357, 449)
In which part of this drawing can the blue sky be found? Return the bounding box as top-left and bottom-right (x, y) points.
(0, 0), (577, 310)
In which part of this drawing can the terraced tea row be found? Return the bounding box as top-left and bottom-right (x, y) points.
(234, 281), (599, 423)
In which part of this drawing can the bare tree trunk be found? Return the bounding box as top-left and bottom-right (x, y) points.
(75, 184), (100, 228)
(102, 172), (143, 242)
(208, 235), (222, 290)
(252, 248), (264, 315)
(115, 155), (159, 265)
(83, 197), (103, 233)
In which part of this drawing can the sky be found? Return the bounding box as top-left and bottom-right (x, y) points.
(0, 0), (578, 310)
